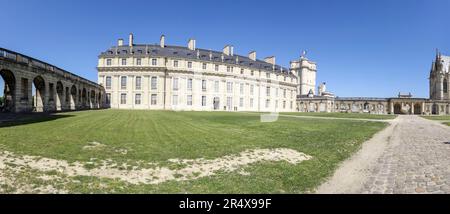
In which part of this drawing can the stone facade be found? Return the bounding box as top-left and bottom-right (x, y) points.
(0, 48), (106, 113)
(97, 34), (313, 112)
(297, 51), (450, 115)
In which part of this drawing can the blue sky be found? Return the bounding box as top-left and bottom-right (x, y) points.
(1, 0), (449, 98)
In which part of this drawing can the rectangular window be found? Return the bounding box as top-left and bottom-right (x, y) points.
(227, 82), (233, 93)
(187, 61), (192, 68)
(266, 73), (270, 79)
(187, 95), (192, 106)
(275, 100), (278, 109)
(227, 66), (231, 72)
(266, 86), (270, 97)
(214, 81), (219, 93)
(265, 99), (270, 108)
(283, 89), (286, 98)
(231, 67), (233, 72)
(202, 96), (206, 106)
(135, 94), (141, 105)
(227, 97), (232, 110)
(202, 80), (207, 91)
(173, 78), (178, 91)
(284, 76), (287, 82)
(135, 76), (141, 90)
(121, 76), (127, 89)
(215, 64), (219, 71)
(172, 95), (178, 105)
(121, 58), (126, 65)
(276, 88), (279, 97)
(251, 70), (254, 76)
(151, 94), (157, 105)
(173, 60), (178, 67)
(120, 93), (127, 104)
(106, 59), (112, 66)
(151, 77), (157, 90)
(106, 93), (111, 105)
(283, 101), (286, 109)
(105, 76), (111, 89)
(152, 58), (157, 66)
(187, 78), (192, 91)
(250, 85), (254, 95)
(21, 78), (28, 100)
(240, 83), (244, 95)
(250, 98), (254, 108)
(290, 101), (293, 109)
(239, 98), (244, 107)
(240, 68), (244, 74)
(136, 58), (141, 65)
(202, 63), (207, 70)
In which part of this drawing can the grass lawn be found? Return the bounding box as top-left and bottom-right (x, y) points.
(281, 112), (396, 120)
(0, 110), (387, 193)
(421, 115), (450, 126)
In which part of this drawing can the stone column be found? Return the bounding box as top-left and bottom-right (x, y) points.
(411, 102), (414, 114)
(390, 102), (394, 114)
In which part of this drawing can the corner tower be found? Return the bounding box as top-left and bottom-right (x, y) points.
(290, 51), (317, 96)
(430, 50), (450, 100)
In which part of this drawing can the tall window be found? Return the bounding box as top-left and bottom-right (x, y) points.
(266, 72), (270, 79)
(275, 100), (278, 109)
(227, 97), (232, 110)
(187, 78), (193, 91)
(202, 63), (207, 70)
(202, 96), (206, 106)
(239, 98), (244, 107)
(172, 95), (178, 105)
(215, 64), (219, 71)
(151, 77), (157, 90)
(120, 93), (127, 104)
(283, 89), (286, 98)
(251, 70), (254, 76)
(283, 101), (286, 109)
(227, 82), (233, 93)
(265, 99), (270, 108)
(187, 95), (192, 106)
(136, 58), (141, 65)
(240, 83), (244, 95)
(173, 78), (179, 91)
(121, 58), (127, 65)
(121, 76), (127, 89)
(173, 60), (178, 67)
(227, 66), (231, 72)
(106, 59), (112, 66)
(135, 76), (141, 90)
(214, 81), (219, 93)
(151, 94), (157, 105)
(266, 86), (270, 97)
(106, 93), (111, 105)
(250, 98), (253, 108)
(151, 58), (157, 66)
(240, 68), (244, 74)
(250, 85), (254, 95)
(105, 76), (111, 89)
(202, 80), (207, 91)
(135, 94), (141, 105)
(444, 78), (448, 93)
(276, 88), (279, 97)
(187, 61), (192, 68)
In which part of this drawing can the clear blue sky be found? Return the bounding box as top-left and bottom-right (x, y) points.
(1, 0), (449, 98)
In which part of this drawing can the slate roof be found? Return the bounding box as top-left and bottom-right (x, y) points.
(99, 44), (295, 77)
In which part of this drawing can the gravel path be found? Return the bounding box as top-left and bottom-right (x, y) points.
(316, 115), (450, 194)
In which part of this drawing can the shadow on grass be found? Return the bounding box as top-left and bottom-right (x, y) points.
(0, 112), (75, 128)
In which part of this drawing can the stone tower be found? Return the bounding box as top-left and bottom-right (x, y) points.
(290, 51), (317, 96)
(430, 51), (450, 100)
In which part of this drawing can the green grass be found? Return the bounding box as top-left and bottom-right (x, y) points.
(281, 112), (396, 120)
(421, 115), (450, 126)
(0, 110), (387, 193)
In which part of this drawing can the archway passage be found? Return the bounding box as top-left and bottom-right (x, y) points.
(33, 76), (45, 112)
(394, 103), (402, 114)
(414, 103), (421, 115)
(432, 104), (438, 115)
(56, 81), (64, 111)
(90, 90), (96, 108)
(70, 85), (77, 110)
(0, 69), (16, 112)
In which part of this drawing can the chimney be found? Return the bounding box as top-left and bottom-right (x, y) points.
(188, 38), (196, 50)
(118, 39), (124, 46)
(160, 35), (165, 48)
(128, 33), (134, 47)
(223, 45), (233, 56)
(249, 51), (256, 61)
(264, 56), (276, 65)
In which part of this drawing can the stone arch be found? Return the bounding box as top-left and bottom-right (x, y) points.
(70, 85), (77, 110)
(394, 103), (402, 114)
(32, 76), (45, 112)
(413, 103), (421, 115)
(0, 69), (16, 112)
(432, 103), (438, 115)
(56, 81), (64, 111)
